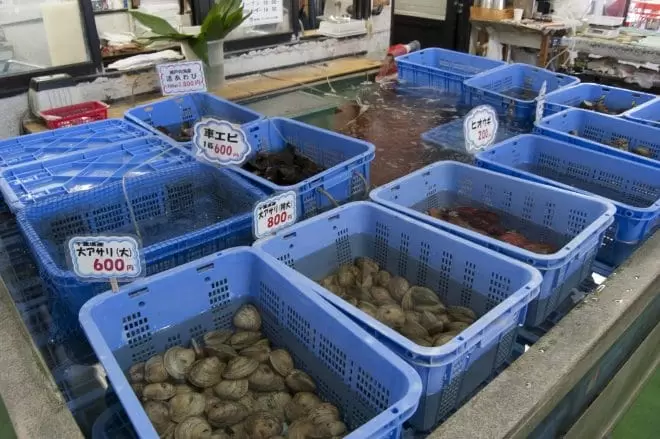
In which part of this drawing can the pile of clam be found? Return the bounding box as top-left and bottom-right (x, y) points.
(319, 257), (478, 348)
(127, 304), (349, 439)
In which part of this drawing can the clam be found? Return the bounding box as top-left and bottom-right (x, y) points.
(400, 291), (414, 311)
(284, 392), (322, 422)
(233, 304), (262, 332)
(320, 275), (337, 288)
(411, 337), (433, 347)
(128, 362), (145, 383)
(307, 403), (340, 425)
(244, 411), (282, 439)
(206, 344), (238, 362)
(223, 356), (259, 380)
(223, 422), (247, 439)
(345, 296), (359, 307)
(210, 430), (230, 439)
(355, 271), (373, 290)
(188, 357), (224, 388)
(269, 349), (294, 377)
(354, 256), (379, 275)
(400, 319), (429, 340)
(164, 346), (197, 381)
(254, 391), (291, 421)
(448, 306), (477, 322)
(374, 270), (391, 288)
(157, 421), (177, 438)
(207, 401), (249, 428)
(248, 364), (286, 392)
(205, 396), (222, 414)
(287, 419), (315, 439)
(409, 286), (441, 305)
(169, 392), (206, 422)
(404, 310), (421, 323)
(448, 321), (470, 332)
(204, 330), (233, 346)
(336, 265), (356, 287)
(415, 304), (446, 314)
(387, 277), (410, 302)
(143, 382), (176, 401)
(376, 304), (405, 329)
(311, 420), (348, 438)
(145, 354), (169, 383)
(436, 313), (451, 326)
(132, 382), (146, 398)
(285, 369), (316, 393)
(175, 383), (196, 395)
(433, 333), (456, 347)
(326, 284), (347, 297)
(229, 331), (262, 350)
(213, 379), (249, 401)
(144, 400), (170, 426)
(370, 287), (396, 306)
(237, 392), (257, 413)
(420, 311), (444, 335)
(358, 301), (378, 318)
(174, 416), (212, 439)
(239, 344), (271, 363)
(252, 338), (270, 348)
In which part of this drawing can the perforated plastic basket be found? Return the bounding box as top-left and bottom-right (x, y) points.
(535, 108), (660, 167)
(0, 119), (150, 169)
(254, 201), (542, 431)
(229, 117), (375, 219)
(79, 247), (423, 439)
(464, 64), (579, 124)
(16, 163), (268, 337)
(474, 134), (660, 267)
(0, 136), (192, 212)
(124, 92), (263, 147)
(542, 83), (655, 118)
(622, 97), (660, 129)
(395, 48), (505, 94)
(369, 162), (615, 327)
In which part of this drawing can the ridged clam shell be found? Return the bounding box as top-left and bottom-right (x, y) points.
(223, 356), (260, 380)
(248, 364), (286, 392)
(244, 411), (283, 439)
(128, 362), (145, 383)
(233, 304), (262, 332)
(268, 349), (294, 377)
(387, 276), (410, 302)
(228, 331), (262, 350)
(239, 344), (271, 363)
(187, 357), (224, 388)
(376, 304), (405, 329)
(144, 354), (169, 383)
(174, 416), (212, 439)
(207, 401), (249, 428)
(164, 346), (197, 381)
(142, 382), (176, 401)
(169, 392), (206, 423)
(144, 400), (170, 427)
(284, 392), (321, 422)
(213, 379), (249, 401)
(285, 369), (316, 393)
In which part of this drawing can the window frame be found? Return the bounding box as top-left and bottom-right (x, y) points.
(0, 0), (103, 98)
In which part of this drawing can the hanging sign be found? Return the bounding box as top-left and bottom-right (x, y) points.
(242, 0), (284, 26)
(535, 80), (547, 123)
(464, 105), (499, 153)
(68, 236), (142, 281)
(157, 61), (207, 96)
(253, 191), (297, 239)
(193, 119), (251, 166)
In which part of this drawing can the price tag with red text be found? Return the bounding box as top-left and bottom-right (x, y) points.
(193, 118), (251, 166)
(464, 105), (499, 154)
(253, 192), (297, 239)
(68, 236), (142, 281)
(157, 61), (207, 95)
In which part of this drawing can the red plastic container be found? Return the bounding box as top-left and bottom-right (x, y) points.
(40, 101), (109, 129)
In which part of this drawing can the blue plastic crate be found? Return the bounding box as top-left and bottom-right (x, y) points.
(124, 92), (263, 147)
(622, 97), (660, 129)
(0, 119), (151, 169)
(395, 48), (505, 94)
(16, 162), (268, 335)
(421, 116), (528, 152)
(464, 64), (579, 124)
(535, 108), (660, 167)
(0, 136), (192, 212)
(79, 247), (422, 439)
(229, 117), (375, 219)
(474, 134), (660, 262)
(542, 83), (656, 118)
(254, 201), (542, 431)
(369, 162), (615, 328)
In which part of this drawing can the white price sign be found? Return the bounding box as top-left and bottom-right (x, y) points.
(242, 0), (284, 26)
(464, 105), (499, 153)
(536, 80), (547, 123)
(193, 119), (251, 166)
(68, 236), (142, 281)
(254, 191), (297, 239)
(157, 61), (207, 96)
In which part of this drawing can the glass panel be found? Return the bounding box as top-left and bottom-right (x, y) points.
(395, 0), (447, 20)
(226, 0), (292, 41)
(0, 0), (93, 77)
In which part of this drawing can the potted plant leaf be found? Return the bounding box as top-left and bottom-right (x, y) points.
(131, 0), (251, 89)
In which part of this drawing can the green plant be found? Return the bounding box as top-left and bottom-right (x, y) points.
(130, 0), (251, 64)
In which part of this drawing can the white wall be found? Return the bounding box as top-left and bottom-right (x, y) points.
(0, 7), (392, 139)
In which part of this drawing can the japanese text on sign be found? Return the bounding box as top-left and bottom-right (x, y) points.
(157, 61), (207, 96)
(253, 191), (297, 239)
(193, 119), (251, 166)
(68, 236), (142, 281)
(242, 0), (284, 26)
(464, 105), (499, 153)
(535, 80), (547, 123)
